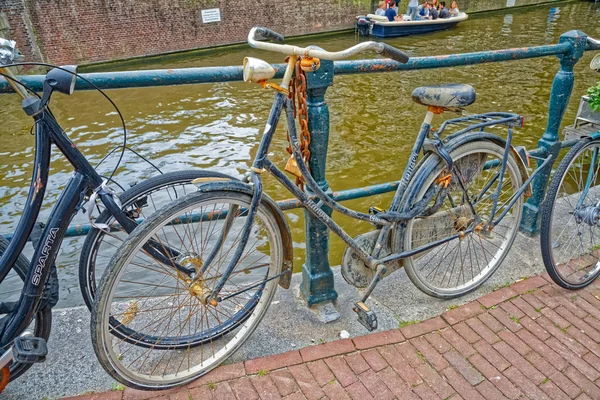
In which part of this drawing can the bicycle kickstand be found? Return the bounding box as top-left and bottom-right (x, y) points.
(353, 264), (387, 332)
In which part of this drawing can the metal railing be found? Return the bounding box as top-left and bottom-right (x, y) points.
(1, 29), (599, 306)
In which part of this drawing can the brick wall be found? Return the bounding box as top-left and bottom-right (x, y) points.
(2, 0), (372, 65)
(1, 0), (565, 65)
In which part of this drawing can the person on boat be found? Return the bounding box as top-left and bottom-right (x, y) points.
(439, 1), (451, 18)
(385, 0), (404, 21)
(428, 2), (439, 20)
(375, 1), (387, 16)
(418, 2), (430, 19)
(431, 0), (438, 11)
(407, 0), (419, 21)
(450, 1), (460, 16)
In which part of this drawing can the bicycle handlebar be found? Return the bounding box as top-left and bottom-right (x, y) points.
(248, 26), (410, 64)
(588, 36), (600, 49)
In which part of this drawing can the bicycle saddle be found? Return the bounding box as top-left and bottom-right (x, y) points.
(411, 84), (476, 109)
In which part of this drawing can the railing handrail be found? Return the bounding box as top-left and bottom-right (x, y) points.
(0, 41), (578, 93)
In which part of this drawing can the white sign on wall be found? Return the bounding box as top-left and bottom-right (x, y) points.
(506, 0), (516, 7)
(201, 8), (221, 23)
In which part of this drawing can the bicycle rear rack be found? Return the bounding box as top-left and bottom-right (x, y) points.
(433, 112), (524, 141)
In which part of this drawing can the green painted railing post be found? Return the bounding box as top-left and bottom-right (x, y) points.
(300, 53), (338, 307)
(520, 30), (588, 235)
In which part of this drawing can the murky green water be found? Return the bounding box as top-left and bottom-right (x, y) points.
(0, 1), (599, 307)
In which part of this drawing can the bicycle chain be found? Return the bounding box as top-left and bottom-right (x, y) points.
(285, 59), (311, 191)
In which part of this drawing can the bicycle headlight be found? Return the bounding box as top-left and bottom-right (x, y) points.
(243, 57), (275, 83)
(591, 54), (600, 72)
(45, 65), (78, 95)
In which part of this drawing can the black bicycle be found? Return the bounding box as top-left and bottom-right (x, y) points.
(0, 39), (227, 389)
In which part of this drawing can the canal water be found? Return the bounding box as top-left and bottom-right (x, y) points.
(0, 1), (599, 308)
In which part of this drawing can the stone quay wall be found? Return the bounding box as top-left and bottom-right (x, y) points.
(0, 0), (571, 66)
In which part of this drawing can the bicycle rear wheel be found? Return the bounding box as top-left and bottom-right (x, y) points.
(396, 140), (524, 299)
(91, 190), (283, 389)
(79, 170), (234, 311)
(0, 236), (52, 381)
(541, 138), (600, 289)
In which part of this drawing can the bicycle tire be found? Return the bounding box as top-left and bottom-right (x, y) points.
(395, 140), (524, 299)
(0, 236), (52, 381)
(540, 138), (600, 289)
(79, 170), (235, 311)
(91, 190), (283, 389)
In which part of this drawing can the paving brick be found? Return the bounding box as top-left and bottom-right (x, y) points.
(306, 360), (335, 387)
(300, 339), (355, 363)
(410, 336), (449, 371)
(497, 329), (531, 356)
(282, 392), (306, 400)
(572, 295), (600, 321)
(443, 349), (484, 385)
(414, 363), (454, 399)
(188, 363), (246, 388)
(441, 366), (485, 400)
(377, 367), (418, 400)
(548, 371), (582, 399)
(344, 380), (374, 400)
(228, 377), (259, 400)
(440, 328), (476, 358)
(541, 307), (571, 329)
(344, 353), (370, 375)
(188, 385), (214, 400)
(575, 393), (594, 400)
(577, 289), (600, 311)
(124, 387), (181, 400)
(67, 392), (123, 400)
(442, 301), (484, 325)
(524, 352), (557, 378)
(168, 391), (191, 400)
(510, 275), (548, 294)
(532, 286), (562, 309)
(537, 316), (588, 357)
(378, 345), (423, 387)
(323, 356), (357, 388)
(564, 365), (600, 399)
(489, 307), (522, 332)
(359, 348), (389, 372)
(287, 364), (325, 400)
(395, 342), (426, 368)
(357, 368), (395, 400)
(401, 317), (447, 339)
(545, 287), (588, 319)
(424, 331), (452, 353)
(212, 382), (235, 400)
(521, 292), (546, 311)
(468, 354), (522, 400)
(270, 369), (300, 397)
(582, 351), (600, 375)
(245, 351), (302, 375)
(499, 301), (525, 319)
(321, 380), (351, 400)
(556, 306), (600, 342)
(474, 340), (510, 372)
(352, 329), (405, 350)
(516, 329), (567, 371)
(250, 375), (282, 400)
(539, 380), (570, 400)
(478, 287), (518, 309)
(503, 366), (551, 400)
(520, 316), (551, 341)
(474, 380), (506, 400)
(493, 341), (545, 384)
(547, 338), (599, 381)
(567, 326), (600, 358)
(453, 322), (481, 344)
(465, 316), (501, 344)
(411, 382), (440, 400)
(511, 297), (541, 320)
(584, 315), (600, 332)
(477, 312), (504, 333)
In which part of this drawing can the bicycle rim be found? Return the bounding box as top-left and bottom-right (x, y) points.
(92, 190), (282, 388)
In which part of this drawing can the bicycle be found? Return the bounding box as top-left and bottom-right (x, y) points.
(540, 45), (600, 290)
(0, 39), (228, 389)
(91, 26), (558, 390)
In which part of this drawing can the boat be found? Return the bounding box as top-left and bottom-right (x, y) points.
(356, 12), (468, 38)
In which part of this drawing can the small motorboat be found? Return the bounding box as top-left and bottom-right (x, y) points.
(356, 12), (468, 38)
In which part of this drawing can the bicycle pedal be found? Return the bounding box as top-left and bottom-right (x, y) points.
(12, 336), (48, 364)
(353, 301), (377, 331)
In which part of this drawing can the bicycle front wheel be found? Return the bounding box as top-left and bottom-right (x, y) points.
(396, 140), (524, 299)
(79, 170), (234, 311)
(541, 138), (600, 289)
(91, 190), (283, 389)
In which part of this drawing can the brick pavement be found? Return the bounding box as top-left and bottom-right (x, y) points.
(64, 272), (600, 400)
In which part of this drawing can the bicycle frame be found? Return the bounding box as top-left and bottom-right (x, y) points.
(0, 107), (135, 346)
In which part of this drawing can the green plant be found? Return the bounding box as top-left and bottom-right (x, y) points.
(257, 369), (269, 377)
(589, 82), (600, 111)
(111, 382), (125, 391)
(207, 381), (216, 390)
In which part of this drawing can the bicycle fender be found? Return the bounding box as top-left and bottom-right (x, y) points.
(426, 132), (531, 198)
(194, 179), (294, 289)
